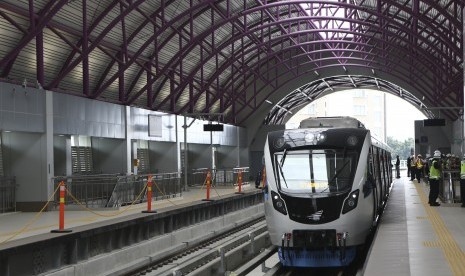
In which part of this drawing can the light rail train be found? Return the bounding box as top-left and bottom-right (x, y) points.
(263, 116), (392, 267)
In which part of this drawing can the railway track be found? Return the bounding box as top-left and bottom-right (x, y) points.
(126, 217), (271, 276)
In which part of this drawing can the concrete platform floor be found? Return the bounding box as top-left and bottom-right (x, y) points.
(0, 184), (252, 245)
(364, 176), (465, 276)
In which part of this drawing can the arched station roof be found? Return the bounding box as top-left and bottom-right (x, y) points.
(0, 0), (463, 125)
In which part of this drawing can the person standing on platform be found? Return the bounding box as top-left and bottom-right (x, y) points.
(429, 150), (442, 207)
(424, 154), (431, 182)
(395, 155), (400, 178)
(416, 154), (424, 182)
(410, 155), (416, 181)
(407, 155), (412, 177)
(460, 155), (465, 208)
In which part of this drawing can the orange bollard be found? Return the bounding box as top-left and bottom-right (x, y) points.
(51, 181), (72, 233)
(142, 175), (157, 213)
(235, 169), (244, 194)
(202, 170), (213, 201)
(261, 167), (266, 188)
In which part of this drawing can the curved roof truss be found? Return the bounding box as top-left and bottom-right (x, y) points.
(264, 75), (435, 125)
(0, 0), (462, 124)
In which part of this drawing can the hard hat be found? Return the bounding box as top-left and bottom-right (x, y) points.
(434, 150), (441, 158)
(452, 154), (456, 158)
(446, 153), (451, 157)
(426, 154), (431, 158)
(417, 154), (422, 157)
(463, 154), (465, 159)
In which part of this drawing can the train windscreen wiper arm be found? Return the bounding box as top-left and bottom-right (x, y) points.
(322, 160), (350, 193)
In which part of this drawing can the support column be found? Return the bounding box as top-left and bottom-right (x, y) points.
(45, 91), (54, 198)
(132, 140), (138, 175)
(463, 6), (465, 156)
(183, 115), (188, 191)
(175, 115), (181, 173)
(125, 106), (132, 175)
(65, 136), (72, 176)
(236, 126), (240, 167)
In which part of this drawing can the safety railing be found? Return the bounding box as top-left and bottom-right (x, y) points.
(189, 168), (250, 187)
(0, 176), (16, 213)
(52, 173), (182, 209)
(440, 170), (461, 203)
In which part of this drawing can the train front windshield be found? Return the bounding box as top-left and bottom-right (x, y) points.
(275, 149), (357, 194)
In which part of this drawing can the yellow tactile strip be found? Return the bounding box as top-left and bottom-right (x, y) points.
(423, 241), (441, 248)
(414, 182), (465, 275)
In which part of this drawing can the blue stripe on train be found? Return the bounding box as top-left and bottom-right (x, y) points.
(278, 247), (357, 267)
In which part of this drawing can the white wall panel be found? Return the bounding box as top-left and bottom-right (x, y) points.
(53, 93), (125, 138)
(0, 82), (45, 132)
(92, 137), (126, 174)
(2, 132), (48, 202)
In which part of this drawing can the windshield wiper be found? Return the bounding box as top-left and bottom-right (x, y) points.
(280, 149), (288, 167)
(322, 160), (350, 193)
(277, 150), (289, 188)
(276, 160), (289, 188)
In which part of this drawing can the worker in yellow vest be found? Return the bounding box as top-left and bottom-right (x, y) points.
(415, 154), (424, 182)
(410, 155), (416, 181)
(429, 150), (442, 206)
(460, 155), (465, 207)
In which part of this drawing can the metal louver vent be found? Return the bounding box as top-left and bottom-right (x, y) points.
(71, 146), (93, 174)
(137, 148), (150, 174)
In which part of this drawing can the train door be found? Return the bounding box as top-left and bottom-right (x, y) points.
(388, 153), (393, 186)
(367, 147), (377, 223)
(381, 151), (388, 200)
(372, 146), (383, 211)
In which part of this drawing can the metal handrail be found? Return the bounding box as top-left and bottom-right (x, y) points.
(440, 170), (460, 203)
(52, 173), (182, 209)
(189, 168), (250, 187)
(0, 176), (16, 213)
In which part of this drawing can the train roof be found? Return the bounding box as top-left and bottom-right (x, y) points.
(299, 116), (365, 129)
(298, 116), (392, 153)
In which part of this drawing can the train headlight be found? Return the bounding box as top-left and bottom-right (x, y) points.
(342, 189), (359, 214)
(271, 191), (287, 215)
(304, 133), (315, 143)
(317, 132), (326, 143)
(273, 137), (285, 149)
(347, 136), (358, 146)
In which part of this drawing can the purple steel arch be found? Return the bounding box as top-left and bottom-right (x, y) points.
(91, 0), (214, 101)
(175, 27), (449, 113)
(213, 47), (454, 123)
(0, 0), (462, 123)
(264, 76), (435, 124)
(69, 0), (460, 114)
(162, 12), (456, 114)
(150, 3), (461, 113)
(0, 0), (70, 68)
(247, 1), (461, 57)
(210, 60), (442, 124)
(46, 0), (148, 90)
(232, 66), (457, 125)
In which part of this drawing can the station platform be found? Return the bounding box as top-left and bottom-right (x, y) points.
(0, 183), (264, 276)
(0, 185), (250, 245)
(365, 176), (465, 275)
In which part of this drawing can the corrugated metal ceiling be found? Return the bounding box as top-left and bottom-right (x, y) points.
(0, 0), (462, 124)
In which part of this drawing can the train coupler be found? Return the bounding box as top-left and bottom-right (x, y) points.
(281, 233), (292, 260)
(336, 232), (349, 260)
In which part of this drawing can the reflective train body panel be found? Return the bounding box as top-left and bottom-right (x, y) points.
(263, 117), (392, 267)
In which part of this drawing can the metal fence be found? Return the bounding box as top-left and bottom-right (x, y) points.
(0, 176), (16, 213)
(52, 173), (182, 209)
(189, 167), (250, 187)
(440, 170), (461, 203)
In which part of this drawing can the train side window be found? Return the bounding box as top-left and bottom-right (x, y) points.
(364, 147), (375, 197)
